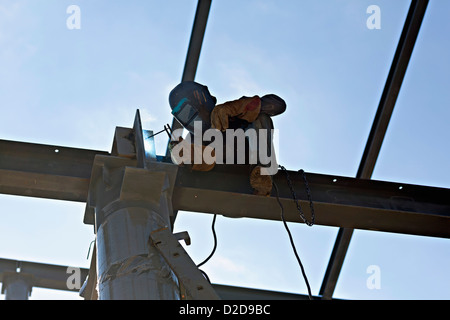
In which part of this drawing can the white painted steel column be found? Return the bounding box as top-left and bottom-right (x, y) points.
(3, 274), (32, 300)
(87, 156), (180, 300)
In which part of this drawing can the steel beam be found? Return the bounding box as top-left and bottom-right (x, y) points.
(318, 227), (353, 299)
(1, 139), (449, 238)
(166, 0), (212, 156)
(171, 164), (450, 238)
(0, 258), (88, 294)
(0, 258), (319, 300)
(0, 139), (108, 202)
(213, 284), (321, 300)
(320, 0), (430, 299)
(181, 0), (212, 83)
(358, 0), (429, 179)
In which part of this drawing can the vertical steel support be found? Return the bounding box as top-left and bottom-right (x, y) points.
(319, 0), (429, 300)
(166, 0), (212, 157)
(181, 0), (212, 83)
(86, 155), (180, 299)
(2, 273), (32, 300)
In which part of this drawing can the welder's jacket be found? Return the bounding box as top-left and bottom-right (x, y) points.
(170, 95), (274, 196)
(170, 96), (263, 171)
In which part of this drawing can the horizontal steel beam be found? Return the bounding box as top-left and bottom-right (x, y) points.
(0, 258), (89, 292)
(213, 284), (317, 300)
(0, 139), (108, 202)
(173, 164), (450, 238)
(1, 139), (449, 237)
(0, 258), (316, 299)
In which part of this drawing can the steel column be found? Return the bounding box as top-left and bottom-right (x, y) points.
(86, 155), (181, 299)
(319, 0), (429, 299)
(2, 273), (32, 300)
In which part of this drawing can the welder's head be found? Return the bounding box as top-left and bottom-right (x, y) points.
(169, 81), (217, 133)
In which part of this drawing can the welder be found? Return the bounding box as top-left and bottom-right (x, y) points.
(168, 81), (286, 196)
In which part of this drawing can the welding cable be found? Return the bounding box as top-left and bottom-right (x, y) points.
(273, 181), (313, 300)
(197, 214), (218, 268)
(196, 214), (217, 283)
(199, 270), (211, 284)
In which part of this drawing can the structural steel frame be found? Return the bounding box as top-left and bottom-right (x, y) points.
(0, 0), (447, 300)
(1, 138), (448, 238)
(319, 0), (430, 299)
(0, 258), (315, 300)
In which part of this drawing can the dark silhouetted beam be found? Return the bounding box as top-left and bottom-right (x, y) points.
(182, 0), (212, 83)
(166, 0), (212, 157)
(319, 0), (430, 300)
(1, 139), (449, 238)
(0, 139), (108, 202)
(172, 164), (449, 238)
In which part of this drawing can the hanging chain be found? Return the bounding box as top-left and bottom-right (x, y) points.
(279, 165), (315, 227)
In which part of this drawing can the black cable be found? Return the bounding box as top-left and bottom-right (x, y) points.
(197, 214), (217, 268)
(200, 269), (211, 284)
(196, 214), (217, 283)
(273, 181), (313, 300)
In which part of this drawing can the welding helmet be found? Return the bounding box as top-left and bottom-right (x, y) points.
(169, 81), (217, 133)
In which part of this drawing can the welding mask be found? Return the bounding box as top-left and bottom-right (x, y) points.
(169, 81), (217, 134)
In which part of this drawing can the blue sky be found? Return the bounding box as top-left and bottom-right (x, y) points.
(0, 0), (449, 299)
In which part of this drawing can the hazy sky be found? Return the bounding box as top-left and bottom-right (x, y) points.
(0, 0), (449, 299)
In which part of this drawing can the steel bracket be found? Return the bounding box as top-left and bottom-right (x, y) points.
(150, 227), (220, 300)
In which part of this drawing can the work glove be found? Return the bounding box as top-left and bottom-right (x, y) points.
(169, 137), (215, 172)
(191, 142), (216, 172)
(250, 165), (273, 196)
(211, 96), (261, 131)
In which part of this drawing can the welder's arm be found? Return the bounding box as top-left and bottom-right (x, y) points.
(169, 137), (215, 172)
(211, 96), (261, 131)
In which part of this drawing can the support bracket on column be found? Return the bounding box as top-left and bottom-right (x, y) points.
(150, 227), (220, 300)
